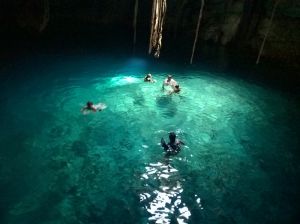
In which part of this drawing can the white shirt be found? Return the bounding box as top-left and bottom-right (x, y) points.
(163, 78), (177, 88)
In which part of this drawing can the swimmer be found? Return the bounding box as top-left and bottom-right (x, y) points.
(82, 101), (97, 112)
(161, 132), (185, 155)
(162, 74), (177, 90)
(144, 73), (156, 83)
(81, 101), (107, 113)
(169, 84), (181, 94)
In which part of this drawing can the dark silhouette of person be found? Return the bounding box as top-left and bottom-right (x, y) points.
(161, 132), (184, 156)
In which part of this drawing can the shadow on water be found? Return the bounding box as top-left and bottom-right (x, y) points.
(156, 95), (178, 118)
(156, 95), (172, 107)
(133, 95), (146, 107)
(132, 91), (146, 107)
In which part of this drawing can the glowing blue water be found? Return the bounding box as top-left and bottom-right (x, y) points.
(0, 55), (299, 224)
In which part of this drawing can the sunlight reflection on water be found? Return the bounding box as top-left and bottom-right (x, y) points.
(140, 162), (202, 223)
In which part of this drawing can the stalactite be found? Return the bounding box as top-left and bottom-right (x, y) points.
(256, 0), (281, 64)
(148, 0), (167, 58)
(133, 0), (139, 53)
(190, 0), (205, 64)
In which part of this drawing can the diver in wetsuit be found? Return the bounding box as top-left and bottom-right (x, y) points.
(161, 132), (184, 156)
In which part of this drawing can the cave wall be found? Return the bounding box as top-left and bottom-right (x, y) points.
(166, 0), (300, 62)
(1, 0), (299, 63)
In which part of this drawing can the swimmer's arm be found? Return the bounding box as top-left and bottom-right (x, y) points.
(161, 138), (169, 151)
(163, 79), (170, 85)
(161, 138), (166, 146)
(81, 107), (87, 112)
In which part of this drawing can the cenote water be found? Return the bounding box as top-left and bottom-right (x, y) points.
(0, 53), (299, 224)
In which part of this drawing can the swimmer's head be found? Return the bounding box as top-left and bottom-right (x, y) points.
(169, 132), (176, 143)
(87, 101), (93, 108)
(145, 74), (152, 80)
(167, 75), (172, 80)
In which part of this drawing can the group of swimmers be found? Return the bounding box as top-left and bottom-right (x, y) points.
(81, 74), (184, 155)
(82, 74), (181, 112)
(144, 74), (181, 94)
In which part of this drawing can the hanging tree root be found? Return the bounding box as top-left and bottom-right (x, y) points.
(190, 0), (205, 64)
(149, 0), (167, 58)
(256, 0), (281, 65)
(39, 0), (50, 32)
(133, 0), (139, 53)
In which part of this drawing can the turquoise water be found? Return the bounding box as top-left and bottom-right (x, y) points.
(0, 55), (299, 224)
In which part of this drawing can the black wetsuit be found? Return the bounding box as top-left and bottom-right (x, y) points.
(161, 138), (182, 155)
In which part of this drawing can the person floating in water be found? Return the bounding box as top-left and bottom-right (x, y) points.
(169, 84), (181, 94)
(162, 74), (177, 90)
(144, 73), (156, 83)
(81, 101), (107, 114)
(161, 132), (185, 155)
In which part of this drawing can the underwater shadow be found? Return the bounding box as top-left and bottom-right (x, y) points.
(156, 95), (178, 118)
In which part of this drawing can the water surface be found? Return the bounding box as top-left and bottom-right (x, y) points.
(0, 54), (299, 224)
